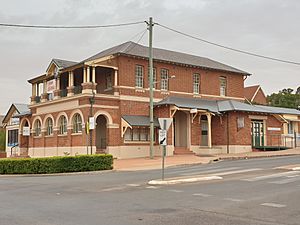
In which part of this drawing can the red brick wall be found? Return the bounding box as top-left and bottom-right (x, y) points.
(265, 115), (283, 146)
(117, 56), (245, 100)
(191, 115), (201, 145)
(212, 112), (251, 146)
(253, 89), (267, 105)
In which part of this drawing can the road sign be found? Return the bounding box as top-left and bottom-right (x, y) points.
(158, 118), (173, 130)
(159, 129), (167, 146)
(89, 117), (95, 130)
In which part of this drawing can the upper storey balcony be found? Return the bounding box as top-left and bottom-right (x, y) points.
(29, 59), (119, 105)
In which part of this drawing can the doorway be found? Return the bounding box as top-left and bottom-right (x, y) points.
(251, 120), (265, 147)
(96, 115), (107, 150)
(200, 115), (208, 146)
(173, 111), (188, 148)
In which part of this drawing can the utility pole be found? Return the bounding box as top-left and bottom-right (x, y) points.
(148, 17), (154, 159)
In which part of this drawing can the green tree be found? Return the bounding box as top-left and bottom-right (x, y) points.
(267, 88), (300, 109)
(0, 130), (5, 151)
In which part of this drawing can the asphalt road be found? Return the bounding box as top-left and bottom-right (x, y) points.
(1, 155), (300, 225)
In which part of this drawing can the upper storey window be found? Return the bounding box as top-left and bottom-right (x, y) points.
(161, 68), (169, 91)
(135, 65), (144, 88)
(220, 76), (227, 96)
(148, 67), (157, 89)
(193, 73), (200, 94)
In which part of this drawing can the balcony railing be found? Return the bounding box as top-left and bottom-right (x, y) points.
(35, 96), (41, 103)
(74, 86), (82, 95)
(60, 89), (68, 97)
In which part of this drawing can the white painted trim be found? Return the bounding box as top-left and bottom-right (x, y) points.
(251, 86), (261, 102)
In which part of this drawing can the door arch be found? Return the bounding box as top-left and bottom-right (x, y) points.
(96, 115), (107, 150)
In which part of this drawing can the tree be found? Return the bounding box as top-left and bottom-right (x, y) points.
(267, 88), (300, 109)
(0, 130), (5, 151)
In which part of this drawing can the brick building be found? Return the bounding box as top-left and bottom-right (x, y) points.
(8, 41), (300, 158)
(244, 85), (267, 105)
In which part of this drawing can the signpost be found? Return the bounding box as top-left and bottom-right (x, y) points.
(158, 118), (173, 180)
(22, 127), (30, 136)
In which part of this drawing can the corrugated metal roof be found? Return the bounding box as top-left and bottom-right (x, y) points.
(82, 41), (250, 75)
(14, 104), (29, 114)
(52, 58), (78, 69)
(156, 97), (300, 116)
(122, 115), (160, 127)
(155, 96), (220, 114)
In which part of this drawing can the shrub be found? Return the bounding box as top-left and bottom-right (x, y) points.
(0, 154), (113, 174)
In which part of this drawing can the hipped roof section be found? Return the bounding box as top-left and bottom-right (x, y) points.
(156, 96), (300, 116)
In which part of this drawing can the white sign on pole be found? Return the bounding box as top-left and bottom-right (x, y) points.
(23, 127), (30, 136)
(159, 129), (167, 146)
(158, 118), (173, 130)
(89, 117), (95, 130)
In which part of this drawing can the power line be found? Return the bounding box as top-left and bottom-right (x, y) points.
(124, 29), (147, 53)
(0, 21), (145, 29)
(157, 23), (300, 66)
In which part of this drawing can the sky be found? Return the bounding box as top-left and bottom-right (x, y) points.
(0, 0), (299, 114)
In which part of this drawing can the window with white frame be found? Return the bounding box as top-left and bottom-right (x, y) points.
(288, 121), (294, 134)
(8, 129), (18, 146)
(124, 127), (152, 142)
(220, 76), (227, 96)
(193, 73), (200, 94)
(46, 118), (53, 136)
(135, 65), (144, 88)
(34, 120), (41, 137)
(59, 116), (67, 135)
(161, 68), (169, 91)
(148, 67), (157, 89)
(73, 113), (82, 133)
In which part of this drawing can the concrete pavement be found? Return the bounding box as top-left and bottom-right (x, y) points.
(113, 147), (300, 171)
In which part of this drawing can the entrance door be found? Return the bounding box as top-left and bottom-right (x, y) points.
(201, 115), (208, 146)
(96, 115), (107, 150)
(251, 120), (264, 147)
(173, 111), (188, 148)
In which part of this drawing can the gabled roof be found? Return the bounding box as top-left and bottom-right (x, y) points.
(156, 96), (300, 116)
(46, 58), (78, 73)
(244, 85), (263, 102)
(80, 41), (250, 75)
(3, 103), (30, 124)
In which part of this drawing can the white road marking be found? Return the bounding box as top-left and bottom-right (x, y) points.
(146, 186), (160, 189)
(261, 203), (286, 208)
(193, 193), (212, 197)
(180, 167), (241, 176)
(166, 166), (222, 175)
(286, 175), (299, 178)
(223, 198), (244, 202)
(101, 186), (126, 192)
(126, 184), (141, 187)
(269, 176), (300, 184)
(213, 168), (262, 176)
(168, 189), (183, 193)
(243, 171), (300, 182)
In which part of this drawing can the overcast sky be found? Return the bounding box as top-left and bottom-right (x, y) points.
(0, 0), (299, 114)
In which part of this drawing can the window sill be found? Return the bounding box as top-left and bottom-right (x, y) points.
(33, 136), (42, 139)
(45, 135), (54, 138)
(124, 141), (150, 144)
(58, 134), (68, 137)
(104, 88), (113, 92)
(71, 132), (83, 136)
(160, 91), (169, 95)
(135, 87), (145, 93)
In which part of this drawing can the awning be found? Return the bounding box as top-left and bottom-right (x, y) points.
(122, 115), (159, 127)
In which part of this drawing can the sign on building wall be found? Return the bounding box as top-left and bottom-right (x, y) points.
(267, 127), (281, 131)
(23, 127), (30, 136)
(47, 79), (56, 93)
(89, 117), (95, 130)
(237, 117), (245, 129)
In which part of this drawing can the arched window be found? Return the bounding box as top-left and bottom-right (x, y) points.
(59, 116), (67, 135)
(46, 118), (53, 136)
(73, 113), (82, 133)
(34, 120), (41, 137)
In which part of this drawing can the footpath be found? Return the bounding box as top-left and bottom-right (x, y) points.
(113, 148), (300, 171)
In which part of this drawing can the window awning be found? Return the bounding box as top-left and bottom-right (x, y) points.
(122, 115), (159, 127)
(121, 115), (160, 138)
